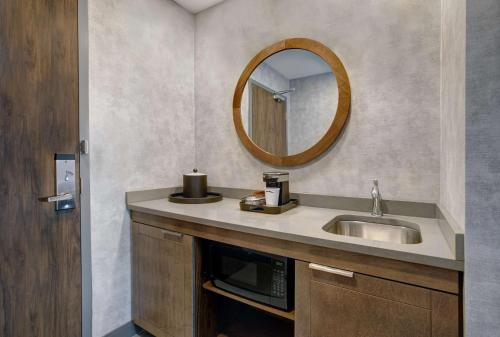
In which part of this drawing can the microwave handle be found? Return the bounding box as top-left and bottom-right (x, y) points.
(308, 263), (354, 278)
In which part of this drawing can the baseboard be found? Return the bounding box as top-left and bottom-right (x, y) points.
(104, 321), (142, 337)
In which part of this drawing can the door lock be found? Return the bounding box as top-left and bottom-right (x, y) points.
(39, 154), (76, 211)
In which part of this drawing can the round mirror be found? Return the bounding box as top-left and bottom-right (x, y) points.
(233, 38), (351, 166)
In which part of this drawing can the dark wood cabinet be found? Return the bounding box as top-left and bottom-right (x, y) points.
(310, 280), (432, 337)
(132, 222), (194, 337)
(295, 261), (460, 337)
(130, 213), (461, 337)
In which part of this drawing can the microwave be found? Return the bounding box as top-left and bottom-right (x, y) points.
(208, 241), (294, 311)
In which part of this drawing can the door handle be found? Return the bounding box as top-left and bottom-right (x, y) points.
(39, 193), (73, 203)
(308, 263), (354, 278)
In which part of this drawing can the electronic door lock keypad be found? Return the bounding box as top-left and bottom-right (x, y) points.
(40, 154), (76, 211)
(54, 154), (76, 211)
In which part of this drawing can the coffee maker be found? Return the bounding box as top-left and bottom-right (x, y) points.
(263, 172), (290, 206)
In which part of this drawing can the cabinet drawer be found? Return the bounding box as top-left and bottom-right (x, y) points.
(135, 221), (184, 242)
(310, 280), (431, 337)
(296, 261), (460, 337)
(309, 262), (431, 309)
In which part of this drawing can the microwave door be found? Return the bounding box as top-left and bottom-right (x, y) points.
(212, 245), (273, 296)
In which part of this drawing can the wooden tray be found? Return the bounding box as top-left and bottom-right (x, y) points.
(239, 199), (298, 214)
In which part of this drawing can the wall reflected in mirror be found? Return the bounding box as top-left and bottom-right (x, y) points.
(241, 49), (338, 156)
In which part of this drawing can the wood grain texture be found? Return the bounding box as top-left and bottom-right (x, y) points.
(296, 261), (461, 337)
(132, 222), (193, 337)
(0, 1), (81, 336)
(294, 261), (311, 337)
(310, 281), (432, 337)
(202, 281), (295, 321)
(195, 240), (219, 337)
(251, 84), (287, 156)
(183, 233), (194, 337)
(431, 291), (461, 337)
(132, 212), (460, 294)
(233, 38), (351, 166)
(310, 268), (432, 309)
(197, 291), (219, 337)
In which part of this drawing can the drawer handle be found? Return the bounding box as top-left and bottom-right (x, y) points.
(161, 229), (183, 240)
(309, 263), (354, 278)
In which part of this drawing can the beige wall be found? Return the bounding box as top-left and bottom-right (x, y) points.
(440, 0), (466, 229)
(195, 0), (441, 202)
(89, 0), (195, 335)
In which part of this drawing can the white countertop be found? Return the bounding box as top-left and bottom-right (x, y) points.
(127, 197), (464, 271)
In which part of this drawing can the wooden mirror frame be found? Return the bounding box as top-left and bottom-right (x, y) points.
(233, 38), (351, 166)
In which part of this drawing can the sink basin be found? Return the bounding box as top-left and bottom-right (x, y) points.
(322, 215), (422, 244)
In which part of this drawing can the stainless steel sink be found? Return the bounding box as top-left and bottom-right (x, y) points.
(322, 215), (422, 244)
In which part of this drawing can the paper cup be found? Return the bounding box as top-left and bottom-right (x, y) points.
(265, 187), (280, 206)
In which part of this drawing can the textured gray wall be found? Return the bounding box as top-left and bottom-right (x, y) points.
(465, 0), (500, 335)
(289, 73), (337, 154)
(195, 0), (441, 201)
(440, 0), (466, 229)
(88, 0), (195, 335)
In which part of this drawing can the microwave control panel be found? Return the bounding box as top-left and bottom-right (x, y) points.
(271, 260), (286, 297)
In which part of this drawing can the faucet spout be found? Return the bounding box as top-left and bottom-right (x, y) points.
(371, 179), (383, 217)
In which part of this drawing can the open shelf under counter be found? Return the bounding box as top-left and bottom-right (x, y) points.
(202, 280), (295, 321)
(208, 294), (294, 337)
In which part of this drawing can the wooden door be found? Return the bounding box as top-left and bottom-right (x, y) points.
(295, 261), (460, 337)
(251, 84), (288, 156)
(132, 222), (194, 337)
(0, 1), (81, 337)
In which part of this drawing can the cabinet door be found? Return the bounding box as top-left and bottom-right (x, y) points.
(310, 281), (431, 337)
(132, 222), (193, 337)
(296, 261), (435, 337)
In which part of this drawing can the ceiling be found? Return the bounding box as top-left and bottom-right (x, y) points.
(264, 49), (332, 80)
(174, 0), (225, 13)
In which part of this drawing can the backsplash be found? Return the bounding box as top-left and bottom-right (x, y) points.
(195, 0), (441, 202)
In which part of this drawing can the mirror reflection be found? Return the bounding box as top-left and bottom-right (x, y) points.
(241, 49), (338, 156)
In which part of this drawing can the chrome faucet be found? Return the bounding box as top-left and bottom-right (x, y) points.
(370, 179), (383, 217)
